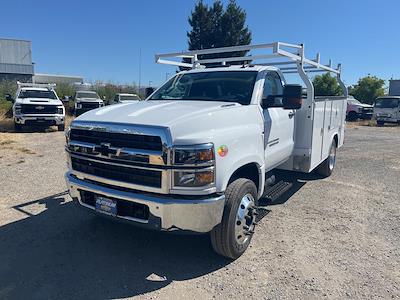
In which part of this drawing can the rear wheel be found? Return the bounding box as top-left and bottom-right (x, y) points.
(377, 120), (384, 126)
(210, 178), (258, 259)
(316, 139), (337, 177)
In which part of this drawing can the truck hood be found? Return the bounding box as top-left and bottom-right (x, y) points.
(356, 103), (373, 108)
(74, 100), (259, 144)
(77, 100), (241, 126)
(15, 98), (63, 105)
(76, 98), (103, 103)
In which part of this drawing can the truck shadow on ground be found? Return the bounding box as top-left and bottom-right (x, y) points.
(1, 172), (314, 299)
(0, 192), (230, 299)
(0, 118), (60, 133)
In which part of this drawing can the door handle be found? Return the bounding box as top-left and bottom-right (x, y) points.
(288, 111), (295, 118)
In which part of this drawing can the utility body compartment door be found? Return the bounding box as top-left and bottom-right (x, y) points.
(262, 71), (295, 170)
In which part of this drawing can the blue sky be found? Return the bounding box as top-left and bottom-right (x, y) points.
(1, 0), (399, 87)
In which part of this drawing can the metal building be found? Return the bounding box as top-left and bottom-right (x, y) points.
(33, 73), (83, 84)
(0, 38), (34, 82)
(389, 79), (400, 96)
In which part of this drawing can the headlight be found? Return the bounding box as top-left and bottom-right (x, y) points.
(57, 106), (64, 114)
(173, 144), (214, 166)
(14, 105), (21, 114)
(76, 103), (82, 109)
(65, 126), (71, 144)
(173, 169), (215, 187)
(358, 107), (363, 113)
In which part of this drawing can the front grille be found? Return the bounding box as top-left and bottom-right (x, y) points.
(362, 107), (373, 113)
(70, 129), (162, 151)
(80, 190), (150, 220)
(21, 104), (58, 114)
(80, 102), (100, 109)
(71, 157), (162, 188)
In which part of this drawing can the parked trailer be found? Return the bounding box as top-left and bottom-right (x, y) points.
(65, 42), (349, 259)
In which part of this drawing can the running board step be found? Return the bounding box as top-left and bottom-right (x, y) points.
(262, 180), (293, 202)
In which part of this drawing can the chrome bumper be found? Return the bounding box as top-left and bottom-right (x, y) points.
(65, 171), (225, 233)
(14, 114), (64, 125)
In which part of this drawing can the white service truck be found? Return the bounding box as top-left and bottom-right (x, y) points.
(6, 82), (65, 131)
(65, 42), (348, 259)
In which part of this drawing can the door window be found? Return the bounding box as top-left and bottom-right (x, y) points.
(262, 72), (283, 107)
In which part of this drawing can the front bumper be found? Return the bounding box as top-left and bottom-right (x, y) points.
(359, 112), (373, 120)
(65, 171), (225, 233)
(14, 114), (65, 125)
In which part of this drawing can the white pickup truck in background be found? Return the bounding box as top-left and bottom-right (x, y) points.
(6, 82), (65, 131)
(65, 42), (349, 259)
(73, 90), (104, 116)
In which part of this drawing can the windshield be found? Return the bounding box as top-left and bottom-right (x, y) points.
(76, 92), (100, 99)
(375, 98), (399, 108)
(150, 71), (258, 105)
(120, 95), (140, 101)
(19, 89), (57, 99)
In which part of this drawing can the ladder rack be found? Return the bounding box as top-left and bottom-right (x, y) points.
(17, 81), (56, 90)
(155, 42), (348, 97)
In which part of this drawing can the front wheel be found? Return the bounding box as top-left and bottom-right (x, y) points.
(316, 139), (337, 177)
(14, 122), (23, 132)
(58, 124), (65, 131)
(210, 178), (258, 259)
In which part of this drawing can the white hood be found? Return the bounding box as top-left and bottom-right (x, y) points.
(76, 98), (103, 103)
(74, 100), (263, 144)
(16, 98), (63, 106)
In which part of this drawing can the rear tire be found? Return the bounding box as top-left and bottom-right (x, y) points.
(316, 139), (337, 177)
(377, 120), (384, 126)
(210, 178), (258, 260)
(58, 124), (65, 131)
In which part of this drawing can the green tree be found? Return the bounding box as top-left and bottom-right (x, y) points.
(349, 76), (385, 104)
(186, 0), (252, 65)
(313, 73), (342, 96)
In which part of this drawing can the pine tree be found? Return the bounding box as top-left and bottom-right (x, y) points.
(185, 0), (252, 66)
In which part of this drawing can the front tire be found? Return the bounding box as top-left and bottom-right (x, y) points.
(14, 122), (23, 132)
(347, 111), (358, 121)
(317, 139), (337, 177)
(210, 178), (258, 259)
(377, 120), (384, 126)
(58, 124), (65, 131)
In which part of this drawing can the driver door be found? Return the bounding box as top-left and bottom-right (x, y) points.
(262, 71), (295, 169)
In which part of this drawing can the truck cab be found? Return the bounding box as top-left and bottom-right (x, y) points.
(374, 96), (400, 125)
(73, 90), (104, 116)
(7, 82), (65, 131)
(65, 42), (348, 259)
(113, 93), (141, 104)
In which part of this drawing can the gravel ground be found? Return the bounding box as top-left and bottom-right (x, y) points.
(0, 125), (399, 299)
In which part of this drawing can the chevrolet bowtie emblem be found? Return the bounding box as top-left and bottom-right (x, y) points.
(35, 106), (45, 110)
(96, 143), (118, 157)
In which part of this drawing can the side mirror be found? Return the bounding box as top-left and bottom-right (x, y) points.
(282, 84), (302, 110)
(5, 94), (13, 102)
(61, 96), (70, 104)
(145, 87), (155, 98)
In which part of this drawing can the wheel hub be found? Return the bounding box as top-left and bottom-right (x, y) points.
(235, 193), (256, 244)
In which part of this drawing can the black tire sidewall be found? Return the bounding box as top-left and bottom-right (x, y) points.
(225, 179), (258, 257)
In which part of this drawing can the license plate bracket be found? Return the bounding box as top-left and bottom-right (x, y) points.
(95, 196), (117, 216)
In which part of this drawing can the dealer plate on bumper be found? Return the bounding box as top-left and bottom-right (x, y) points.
(95, 196), (117, 216)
